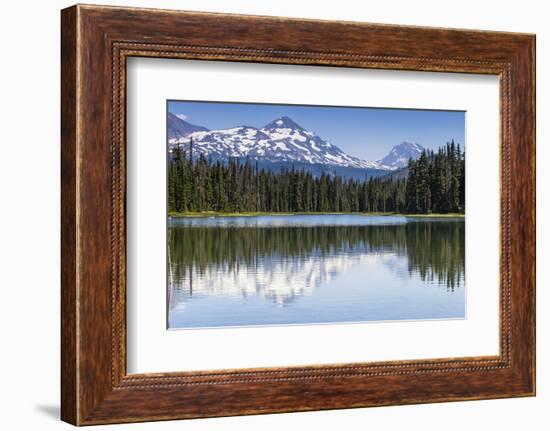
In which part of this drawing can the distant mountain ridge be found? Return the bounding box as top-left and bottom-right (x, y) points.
(168, 113), (209, 140)
(168, 114), (426, 178)
(376, 142), (425, 170)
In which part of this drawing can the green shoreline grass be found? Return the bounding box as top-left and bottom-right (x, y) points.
(168, 211), (465, 218)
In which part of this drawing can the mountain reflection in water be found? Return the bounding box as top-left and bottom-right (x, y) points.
(168, 215), (465, 329)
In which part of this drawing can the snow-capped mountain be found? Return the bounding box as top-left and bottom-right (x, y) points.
(376, 142), (425, 169)
(169, 115), (387, 171)
(168, 112), (209, 140)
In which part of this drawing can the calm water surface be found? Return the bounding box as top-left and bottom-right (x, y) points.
(168, 214), (465, 329)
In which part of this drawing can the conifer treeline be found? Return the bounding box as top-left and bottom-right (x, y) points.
(406, 141), (465, 213)
(168, 140), (465, 214)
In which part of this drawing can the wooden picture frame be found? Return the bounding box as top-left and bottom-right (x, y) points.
(61, 4), (535, 425)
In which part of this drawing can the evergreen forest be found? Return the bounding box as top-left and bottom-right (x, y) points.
(167, 140), (465, 215)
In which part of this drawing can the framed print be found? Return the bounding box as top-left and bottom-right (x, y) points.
(61, 4), (536, 425)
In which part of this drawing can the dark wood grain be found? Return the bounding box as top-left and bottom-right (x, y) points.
(60, 5), (78, 425)
(61, 4), (536, 425)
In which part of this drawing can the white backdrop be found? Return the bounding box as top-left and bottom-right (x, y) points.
(126, 59), (500, 373)
(0, 1), (547, 430)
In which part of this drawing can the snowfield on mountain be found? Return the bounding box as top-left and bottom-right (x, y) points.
(168, 115), (425, 174)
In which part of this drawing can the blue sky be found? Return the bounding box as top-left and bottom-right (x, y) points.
(168, 100), (465, 161)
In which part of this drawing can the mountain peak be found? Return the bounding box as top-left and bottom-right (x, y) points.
(168, 112), (209, 140)
(167, 113), (429, 177)
(396, 141), (424, 151)
(263, 116), (305, 131)
(376, 141), (425, 169)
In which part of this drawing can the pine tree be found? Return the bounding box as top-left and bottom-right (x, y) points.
(167, 142), (465, 215)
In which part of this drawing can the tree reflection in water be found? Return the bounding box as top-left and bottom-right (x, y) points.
(168, 219), (465, 309)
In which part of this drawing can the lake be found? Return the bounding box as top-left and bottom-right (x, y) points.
(167, 214), (465, 329)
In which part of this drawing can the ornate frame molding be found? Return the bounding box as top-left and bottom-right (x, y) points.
(61, 5), (535, 425)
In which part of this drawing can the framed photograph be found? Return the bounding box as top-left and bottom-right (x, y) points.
(61, 4), (536, 425)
